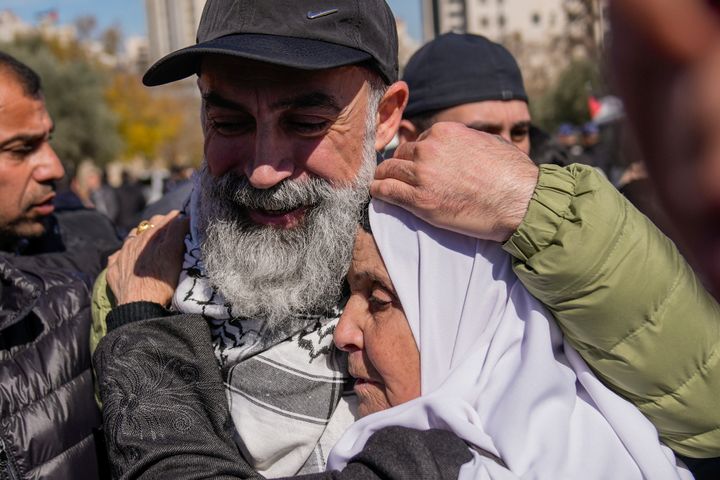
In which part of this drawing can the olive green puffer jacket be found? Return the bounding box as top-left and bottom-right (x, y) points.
(504, 163), (720, 458)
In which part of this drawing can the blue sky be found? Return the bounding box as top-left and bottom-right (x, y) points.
(3, 0), (424, 42)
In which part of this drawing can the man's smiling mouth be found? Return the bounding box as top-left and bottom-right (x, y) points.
(247, 206), (309, 228)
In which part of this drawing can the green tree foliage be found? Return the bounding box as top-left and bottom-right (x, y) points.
(531, 59), (601, 133)
(0, 35), (122, 168)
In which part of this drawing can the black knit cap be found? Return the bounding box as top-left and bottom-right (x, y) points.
(143, 0), (399, 87)
(403, 33), (528, 117)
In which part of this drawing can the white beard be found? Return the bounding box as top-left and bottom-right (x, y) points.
(195, 138), (376, 330)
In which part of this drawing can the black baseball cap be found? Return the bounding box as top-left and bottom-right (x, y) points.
(143, 0), (399, 87)
(403, 33), (528, 117)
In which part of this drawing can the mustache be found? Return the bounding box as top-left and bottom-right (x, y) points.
(210, 174), (336, 212)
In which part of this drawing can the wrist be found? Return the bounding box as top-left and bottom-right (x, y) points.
(495, 164), (539, 242)
(117, 294), (172, 307)
(114, 281), (174, 308)
(106, 301), (174, 332)
(502, 163), (577, 261)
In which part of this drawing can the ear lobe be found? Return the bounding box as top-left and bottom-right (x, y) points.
(374, 81), (409, 151)
(397, 119), (419, 145)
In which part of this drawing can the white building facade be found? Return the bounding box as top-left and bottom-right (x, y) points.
(421, 0), (605, 96)
(423, 0), (566, 44)
(0, 10), (32, 43)
(145, 0), (206, 63)
(466, 0), (566, 43)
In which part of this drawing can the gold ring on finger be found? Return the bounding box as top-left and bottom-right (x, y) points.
(136, 220), (155, 234)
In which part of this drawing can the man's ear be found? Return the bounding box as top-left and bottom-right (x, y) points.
(397, 119), (420, 145)
(374, 81), (409, 151)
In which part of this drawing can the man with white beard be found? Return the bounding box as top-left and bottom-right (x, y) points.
(92, 0), (720, 478)
(195, 95), (378, 333)
(92, 1), (421, 477)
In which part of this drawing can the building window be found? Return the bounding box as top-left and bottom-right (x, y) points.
(498, 14), (506, 28)
(532, 13), (541, 25)
(497, 0), (503, 4)
(480, 16), (489, 28)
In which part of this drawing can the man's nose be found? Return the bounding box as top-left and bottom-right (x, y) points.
(333, 299), (364, 352)
(245, 127), (294, 189)
(33, 143), (65, 183)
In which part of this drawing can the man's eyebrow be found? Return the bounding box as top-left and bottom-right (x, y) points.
(0, 132), (47, 150)
(465, 120), (531, 132)
(202, 91), (247, 111)
(466, 122), (502, 132)
(272, 92), (341, 112)
(202, 90), (342, 114)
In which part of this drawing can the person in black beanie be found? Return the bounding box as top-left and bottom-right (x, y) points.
(399, 32), (568, 165)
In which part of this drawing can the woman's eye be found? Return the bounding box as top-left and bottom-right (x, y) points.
(368, 286), (394, 311)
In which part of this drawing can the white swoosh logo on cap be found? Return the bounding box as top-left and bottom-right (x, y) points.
(307, 8), (339, 19)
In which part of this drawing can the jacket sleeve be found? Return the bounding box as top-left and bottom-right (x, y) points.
(94, 312), (261, 480)
(94, 308), (471, 480)
(289, 428), (472, 480)
(90, 269), (114, 357)
(502, 163), (720, 458)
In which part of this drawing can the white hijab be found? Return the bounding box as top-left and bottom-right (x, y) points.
(327, 201), (691, 480)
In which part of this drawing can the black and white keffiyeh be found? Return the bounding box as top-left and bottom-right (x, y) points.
(171, 187), (357, 477)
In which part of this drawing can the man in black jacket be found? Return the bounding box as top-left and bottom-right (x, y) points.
(0, 51), (120, 479)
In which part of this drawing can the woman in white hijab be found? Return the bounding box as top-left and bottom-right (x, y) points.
(328, 200), (692, 479)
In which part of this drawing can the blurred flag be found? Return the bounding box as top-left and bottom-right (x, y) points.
(588, 95), (602, 119)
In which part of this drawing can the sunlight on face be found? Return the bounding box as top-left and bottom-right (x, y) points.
(433, 100), (531, 155)
(198, 56), (375, 193)
(0, 72), (64, 240)
(333, 228), (421, 417)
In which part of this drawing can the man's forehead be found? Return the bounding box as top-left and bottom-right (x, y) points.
(199, 55), (369, 91)
(0, 71), (25, 111)
(435, 99), (531, 125)
(0, 83), (51, 141)
(197, 58), (375, 118)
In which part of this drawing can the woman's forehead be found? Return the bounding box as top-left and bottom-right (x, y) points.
(350, 230), (393, 287)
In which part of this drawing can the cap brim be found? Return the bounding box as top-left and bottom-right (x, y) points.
(143, 33), (373, 86)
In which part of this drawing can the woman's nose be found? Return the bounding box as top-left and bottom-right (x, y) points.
(334, 298), (365, 352)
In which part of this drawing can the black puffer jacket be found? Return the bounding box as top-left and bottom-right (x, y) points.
(0, 209), (120, 480)
(0, 255), (100, 479)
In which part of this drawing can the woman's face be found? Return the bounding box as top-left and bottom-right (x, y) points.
(333, 228), (421, 417)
